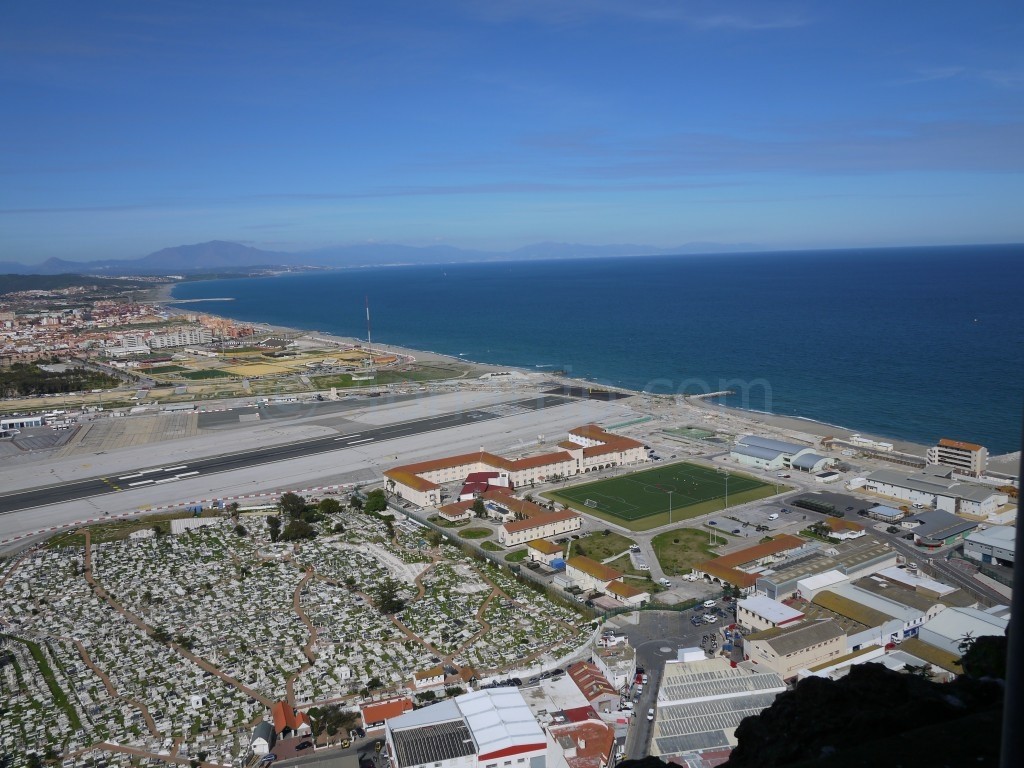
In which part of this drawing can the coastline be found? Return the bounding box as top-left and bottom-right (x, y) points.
(151, 281), (937, 460)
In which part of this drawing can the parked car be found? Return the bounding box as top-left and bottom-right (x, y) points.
(647, 708), (655, 721)
(703, 600), (717, 608)
(659, 578), (671, 587)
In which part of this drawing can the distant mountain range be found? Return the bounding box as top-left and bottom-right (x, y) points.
(0, 239), (758, 276)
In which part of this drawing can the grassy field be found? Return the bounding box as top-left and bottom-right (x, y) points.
(546, 461), (781, 531)
(46, 511), (223, 548)
(180, 369), (235, 380)
(312, 362), (473, 390)
(459, 527), (492, 540)
(567, 531), (635, 562)
(651, 528), (729, 576)
(505, 548), (529, 562)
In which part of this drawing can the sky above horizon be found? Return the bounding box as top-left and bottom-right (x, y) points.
(2, 1), (1023, 263)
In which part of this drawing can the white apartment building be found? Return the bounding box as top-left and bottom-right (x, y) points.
(926, 438), (988, 477)
(149, 326), (213, 349)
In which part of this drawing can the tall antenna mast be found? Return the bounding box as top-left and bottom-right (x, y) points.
(365, 295), (372, 348)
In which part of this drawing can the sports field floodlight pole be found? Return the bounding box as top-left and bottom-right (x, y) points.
(717, 467), (730, 510)
(668, 490), (673, 524)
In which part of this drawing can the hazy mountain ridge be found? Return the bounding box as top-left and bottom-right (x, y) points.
(1, 239), (759, 275)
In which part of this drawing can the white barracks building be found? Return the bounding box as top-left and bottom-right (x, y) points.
(385, 425), (645, 508)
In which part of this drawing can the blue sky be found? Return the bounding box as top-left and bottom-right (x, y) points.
(2, 1), (1022, 262)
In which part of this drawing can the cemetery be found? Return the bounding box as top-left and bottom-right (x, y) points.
(0, 490), (592, 765)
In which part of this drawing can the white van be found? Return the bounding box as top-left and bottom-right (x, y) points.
(767, 513), (779, 521)
(703, 600), (717, 609)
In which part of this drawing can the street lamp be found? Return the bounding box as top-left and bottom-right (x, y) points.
(717, 468), (730, 510)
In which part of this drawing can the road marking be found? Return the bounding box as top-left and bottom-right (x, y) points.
(175, 471), (200, 478)
(164, 465), (188, 472)
(119, 473), (143, 480)
(154, 477), (179, 484)
(335, 434), (363, 441)
(128, 480), (154, 487)
(139, 467), (165, 475)
(347, 438), (373, 445)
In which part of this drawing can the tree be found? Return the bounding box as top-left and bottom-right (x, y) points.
(333, 522), (346, 534)
(426, 530), (443, 548)
(280, 519), (317, 541)
(365, 489), (388, 513)
(267, 515), (281, 543)
(318, 497), (342, 516)
(472, 498), (487, 518)
(279, 492), (309, 520)
(233, 523), (248, 537)
(372, 577), (405, 614)
(350, 494), (363, 510)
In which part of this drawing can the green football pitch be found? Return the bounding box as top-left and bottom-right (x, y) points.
(546, 461), (779, 529)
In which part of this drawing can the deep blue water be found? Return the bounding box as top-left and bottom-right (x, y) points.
(170, 245), (1024, 454)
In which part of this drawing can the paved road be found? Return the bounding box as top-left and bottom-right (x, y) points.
(616, 609), (735, 759)
(0, 394), (570, 515)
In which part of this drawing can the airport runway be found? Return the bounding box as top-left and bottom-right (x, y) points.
(0, 394), (570, 515)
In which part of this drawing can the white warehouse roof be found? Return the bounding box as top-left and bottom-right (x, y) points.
(966, 526), (1016, 548)
(797, 570), (849, 592)
(737, 435), (811, 455)
(738, 595), (805, 624)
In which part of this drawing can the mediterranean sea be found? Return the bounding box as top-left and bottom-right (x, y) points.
(170, 244), (1024, 454)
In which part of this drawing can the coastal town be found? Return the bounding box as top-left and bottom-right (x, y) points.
(0, 286), (1018, 768)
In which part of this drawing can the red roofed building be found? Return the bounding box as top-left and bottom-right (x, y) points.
(499, 509), (583, 546)
(361, 697), (415, 733)
(549, 716), (617, 768)
(566, 661), (620, 714)
(385, 425), (646, 507)
(927, 438), (988, 477)
(692, 535), (808, 593)
(270, 700), (312, 739)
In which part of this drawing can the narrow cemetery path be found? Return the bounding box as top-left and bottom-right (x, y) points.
(72, 639), (159, 738)
(81, 530), (276, 709)
(387, 551), (445, 654)
(285, 567), (318, 706)
(0, 548), (34, 589)
(447, 585), (499, 661)
(457, 567), (582, 674)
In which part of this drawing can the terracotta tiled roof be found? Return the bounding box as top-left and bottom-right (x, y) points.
(361, 697), (414, 726)
(567, 555), (622, 582)
(438, 500), (474, 518)
(709, 535), (806, 568)
(527, 539), (563, 554)
(606, 580), (648, 599)
(550, 719), (616, 768)
(414, 665), (445, 680)
(385, 469), (438, 492)
(567, 661), (618, 701)
(270, 701), (311, 734)
(938, 438), (984, 452)
(569, 424), (644, 451)
(503, 509), (580, 533)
